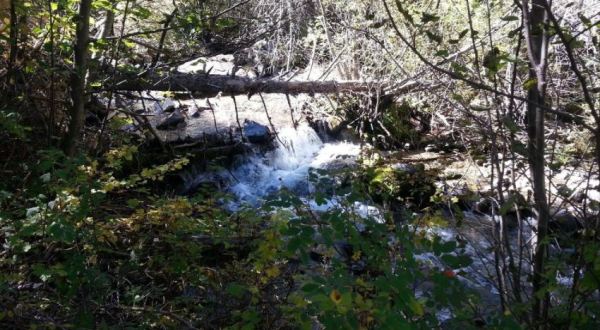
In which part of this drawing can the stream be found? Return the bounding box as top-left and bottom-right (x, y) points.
(182, 123), (530, 317)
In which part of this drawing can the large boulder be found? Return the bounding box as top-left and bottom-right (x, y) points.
(243, 120), (271, 143)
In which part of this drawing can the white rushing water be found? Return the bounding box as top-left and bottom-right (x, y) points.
(227, 124), (362, 207)
(194, 123), (557, 316)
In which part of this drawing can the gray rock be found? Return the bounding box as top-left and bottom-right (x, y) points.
(424, 144), (437, 152)
(474, 197), (494, 214)
(189, 105), (209, 118)
(243, 120), (271, 143)
(550, 211), (581, 234)
(390, 163), (420, 174)
(154, 99), (177, 114)
(132, 102), (147, 114)
(120, 124), (138, 133)
(156, 110), (185, 130)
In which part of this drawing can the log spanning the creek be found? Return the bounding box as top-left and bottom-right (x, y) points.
(109, 72), (421, 97)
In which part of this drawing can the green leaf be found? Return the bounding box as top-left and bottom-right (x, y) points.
(425, 30), (443, 44)
(511, 141), (528, 156)
(48, 220), (76, 243)
(302, 283), (321, 293)
(523, 78), (538, 91)
(499, 194), (518, 215)
(441, 254), (472, 268)
(421, 13), (440, 24)
(502, 116), (520, 134)
(93, 0), (113, 11)
(501, 15), (519, 22)
(578, 13), (592, 28)
(315, 192), (328, 206)
(450, 62), (467, 77)
(408, 298), (424, 316)
(508, 27), (522, 38)
(435, 49), (449, 57)
(226, 283), (247, 298)
(395, 1), (414, 25)
(131, 6), (152, 20)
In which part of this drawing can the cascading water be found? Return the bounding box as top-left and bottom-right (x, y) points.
(227, 124), (361, 208)
(187, 122), (538, 317)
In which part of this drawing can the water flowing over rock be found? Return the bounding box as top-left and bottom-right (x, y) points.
(222, 124), (361, 208)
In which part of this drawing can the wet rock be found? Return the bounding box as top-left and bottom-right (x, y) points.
(120, 124), (137, 133)
(188, 105), (211, 118)
(492, 213), (519, 230)
(473, 197), (493, 214)
(549, 211), (581, 235)
(474, 192), (528, 216)
(85, 112), (101, 126)
(424, 144), (437, 152)
(131, 102), (146, 114)
(243, 120), (271, 143)
(311, 115), (346, 138)
(153, 98), (176, 114)
(367, 163), (434, 208)
(435, 182), (477, 209)
(156, 109), (185, 130)
(444, 172), (463, 180)
(390, 162), (421, 174)
(549, 211), (582, 247)
(319, 156), (358, 171)
(557, 102), (585, 123)
(188, 106), (202, 118)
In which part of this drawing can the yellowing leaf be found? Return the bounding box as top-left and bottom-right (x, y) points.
(330, 289), (342, 304)
(265, 265), (280, 278)
(523, 78), (538, 91)
(409, 298), (424, 316)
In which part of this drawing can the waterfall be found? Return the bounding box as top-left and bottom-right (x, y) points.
(227, 123), (361, 207)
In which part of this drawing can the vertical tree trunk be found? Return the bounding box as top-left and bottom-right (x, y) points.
(98, 5), (115, 39)
(8, 0), (18, 83)
(63, 0), (92, 156)
(522, 0), (551, 326)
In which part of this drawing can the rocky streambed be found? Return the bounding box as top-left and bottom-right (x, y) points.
(111, 53), (599, 321)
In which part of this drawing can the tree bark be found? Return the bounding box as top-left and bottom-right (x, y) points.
(97, 5), (115, 39)
(108, 73), (417, 97)
(63, 0), (92, 156)
(522, 0), (551, 326)
(7, 0), (18, 83)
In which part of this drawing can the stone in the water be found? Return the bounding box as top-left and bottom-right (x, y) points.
(120, 124), (137, 133)
(157, 110), (185, 130)
(390, 162), (420, 174)
(131, 102), (146, 114)
(311, 115), (346, 139)
(189, 105), (208, 118)
(243, 120), (271, 143)
(549, 211), (581, 235)
(154, 99), (176, 114)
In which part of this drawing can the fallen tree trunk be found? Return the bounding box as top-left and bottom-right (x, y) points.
(108, 73), (423, 97)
